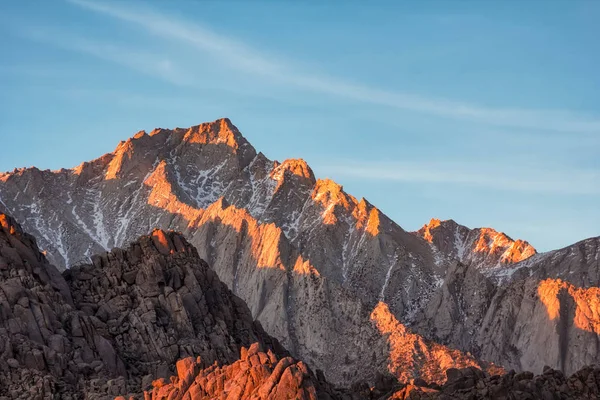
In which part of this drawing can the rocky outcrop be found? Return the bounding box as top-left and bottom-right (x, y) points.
(0, 211), (308, 399)
(0, 212), (108, 399)
(63, 228), (289, 395)
(143, 343), (341, 400)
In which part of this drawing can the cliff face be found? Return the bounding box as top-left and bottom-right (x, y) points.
(0, 210), (487, 400)
(413, 222), (600, 376)
(0, 213), (83, 398)
(64, 228), (288, 388)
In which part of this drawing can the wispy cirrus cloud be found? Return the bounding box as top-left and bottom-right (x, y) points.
(20, 26), (191, 86)
(316, 160), (599, 195)
(65, 0), (600, 135)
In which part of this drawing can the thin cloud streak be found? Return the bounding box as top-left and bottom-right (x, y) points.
(68, 0), (600, 135)
(317, 161), (599, 195)
(67, 0), (600, 134)
(21, 26), (191, 86)
(66, 0), (285, 77)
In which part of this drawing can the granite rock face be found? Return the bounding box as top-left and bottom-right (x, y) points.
(0, 212), (305, 399)
(143, 343), (343, 400)
(64, 228), (290, 394)
(413, 220), (600, 377)
(0, 212), (105, 399)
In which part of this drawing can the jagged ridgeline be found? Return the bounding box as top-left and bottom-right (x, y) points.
(1, 119), (599, 393)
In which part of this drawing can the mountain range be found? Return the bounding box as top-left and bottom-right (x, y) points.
(0, 119), (598, 398)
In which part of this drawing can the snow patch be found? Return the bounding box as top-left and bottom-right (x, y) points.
(0, 193), (8, 211)
(454, 225), (466, 260)
(379, 251), (398, 301)
(70, 190), (109, 250)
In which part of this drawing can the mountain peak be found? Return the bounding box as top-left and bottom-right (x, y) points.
(312, 179), (355, 205)
(181, 118), (248, 152)
(415, 219), (536, 270)
(311, 179), (358, 225)
(474, 228), (536, 264)
(420, 218), (443, 242)
(270, 158), (316, 194)
(271, 158), (315, 182)
(133, 130), (147, 139)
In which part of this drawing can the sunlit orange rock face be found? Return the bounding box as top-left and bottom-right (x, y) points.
(416, 219), (536, 269)
(271, 159), (315, 182)
(538, 279), (600, 334)
(420, 218), (441, 243)
(195, 199), (290, 272)
(105, 140), (134, 180)
(388, 384), (439, 399)
(355, 199), (381, 237)
(144, 344), (321, 400)
(292, 255), (320, 277)
(144, 167), (321, 278)
(269, 158), (317, 196)
(142, 157), (291, 271)
(474, 228), (536, 264)
(144, 161), (203, 223)
(310, 179), (381, 235)
(182, 118), (243, 152)
(195, 199), (321, 277)
(370, 302), (499, 384)
(311, 179), (356, 225)
(0, 213), (18, 234)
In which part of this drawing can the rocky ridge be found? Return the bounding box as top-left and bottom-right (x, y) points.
(415, 218), (537, 277)
(0, 210), (504, 400)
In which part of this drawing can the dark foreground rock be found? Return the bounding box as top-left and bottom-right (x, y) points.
(398, 365), (600, 399)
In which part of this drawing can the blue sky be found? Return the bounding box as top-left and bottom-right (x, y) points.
(1, 0), (598, 251)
